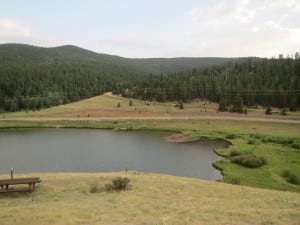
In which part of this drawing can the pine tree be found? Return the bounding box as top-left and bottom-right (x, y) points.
(218, 98), (227, 112)
(265, 105), (272, 115)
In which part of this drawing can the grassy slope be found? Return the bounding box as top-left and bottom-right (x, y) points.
(0, 172), (299, 225)
(2, 93), (300, 119)
(0, 93), (219, 118)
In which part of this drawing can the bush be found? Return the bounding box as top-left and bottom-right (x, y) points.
(280, 108), (287, 116)
(282, 170), (300, 185)
(250, 133), (263, 139)
(291, 143), (300, 150)
(229, 150), (242, 157)
(90, 182), (99, 193)
(229, 177), (241, 185)
(105, 177), (130, 191)
(179, 100), (184, 110)
(231, 154), (267, 168)
(247, 139), (256, 145)
(262, 136), (294, 145)
(226, 134), (237, 139)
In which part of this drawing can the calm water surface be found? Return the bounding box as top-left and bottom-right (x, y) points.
(0, 129), (228, 180)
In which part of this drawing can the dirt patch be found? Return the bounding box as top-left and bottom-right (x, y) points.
(164, 134), (199, 143)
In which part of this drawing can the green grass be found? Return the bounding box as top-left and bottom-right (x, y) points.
(0, 119), (299, 192)
(0, 172), (299, 225)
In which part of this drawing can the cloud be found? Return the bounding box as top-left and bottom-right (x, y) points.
(185, 0), (300, 57)
(188, 0), (256, 25)
(0, 17), (68, 47)
(0, 17), (32, 37)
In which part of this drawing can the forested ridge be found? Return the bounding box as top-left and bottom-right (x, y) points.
(123, 57), (300, 111)
(0, 43), (299, 112)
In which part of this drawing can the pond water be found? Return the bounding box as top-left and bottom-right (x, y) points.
(0, 129), (228, 180)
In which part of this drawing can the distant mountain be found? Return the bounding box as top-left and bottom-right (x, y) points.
(0, 43), (261, 74)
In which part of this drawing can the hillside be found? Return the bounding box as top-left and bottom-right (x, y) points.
(0, 43), (253, 74)
(0, 43), (298, 113)
(0, 172), (299, 225)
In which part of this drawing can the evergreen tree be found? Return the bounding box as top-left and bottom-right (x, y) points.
(232, 96), (244, 113)
(218, 98), (228, 112)
(265, 105), (272, 115)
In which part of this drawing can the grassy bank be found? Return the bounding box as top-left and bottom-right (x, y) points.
(0, 119), (299, 192)
(0, 172), (299, 225)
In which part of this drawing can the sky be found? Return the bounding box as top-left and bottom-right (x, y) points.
(0, 0), (299, 58)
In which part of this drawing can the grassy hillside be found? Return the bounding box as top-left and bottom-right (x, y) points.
(2, 93), (300, 119)
(0, 172), (299, 225)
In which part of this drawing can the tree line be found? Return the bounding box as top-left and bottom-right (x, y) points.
(121, 57), (300, 112)
(0, 47), (299, 112)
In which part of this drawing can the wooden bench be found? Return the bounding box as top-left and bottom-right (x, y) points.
(0, 178), (41, 194)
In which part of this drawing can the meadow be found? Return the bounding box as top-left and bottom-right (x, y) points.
(0, 172), (299, 225)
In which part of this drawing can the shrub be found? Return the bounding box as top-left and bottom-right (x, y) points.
(105, 177), (130, 191)
(250, 133), (263, 139)
(229, 150), (241, 157)
(291, 143), (300, 150)
(247, 139), (256, 145)
(231, 154), (267, 168)
(282, 170), (300, 185)
(280, 108), (287, 116)
(90, 182), (99, 193)
(226, 134), (237, 139)
(262, 136), (294, 145)
(179, 100), (184, 110)
(229, 177), (241, 185)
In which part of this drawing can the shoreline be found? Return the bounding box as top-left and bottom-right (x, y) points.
(0, 119), (299, 192)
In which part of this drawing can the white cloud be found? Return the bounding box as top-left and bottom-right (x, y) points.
(0, 17), (68, 48)
(184, 0), (300, 57)
(188, 0), (256, 25)
(0, 17), (32, 37)
(262, 0), (300, 12)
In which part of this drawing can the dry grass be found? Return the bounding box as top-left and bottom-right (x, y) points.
(2, 93), (299, 120)
(0, 172), (299, 225)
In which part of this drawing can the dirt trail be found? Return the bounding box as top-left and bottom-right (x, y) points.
(1, 115), (299, 124)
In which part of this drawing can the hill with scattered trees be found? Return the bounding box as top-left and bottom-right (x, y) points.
(0, 43), (299, 112)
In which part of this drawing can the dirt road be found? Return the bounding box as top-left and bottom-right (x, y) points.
(1, 115), (299, 124)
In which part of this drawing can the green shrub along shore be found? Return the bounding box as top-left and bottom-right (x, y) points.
(0, 119), (299, 192)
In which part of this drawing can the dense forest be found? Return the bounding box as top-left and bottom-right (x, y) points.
(0, 44), (299, 112)
(123, 57), (300, 112)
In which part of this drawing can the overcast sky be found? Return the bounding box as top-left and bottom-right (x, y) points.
(0, 0), (299, 58)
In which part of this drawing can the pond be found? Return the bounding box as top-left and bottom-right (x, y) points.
(0, 129), (228, 180)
